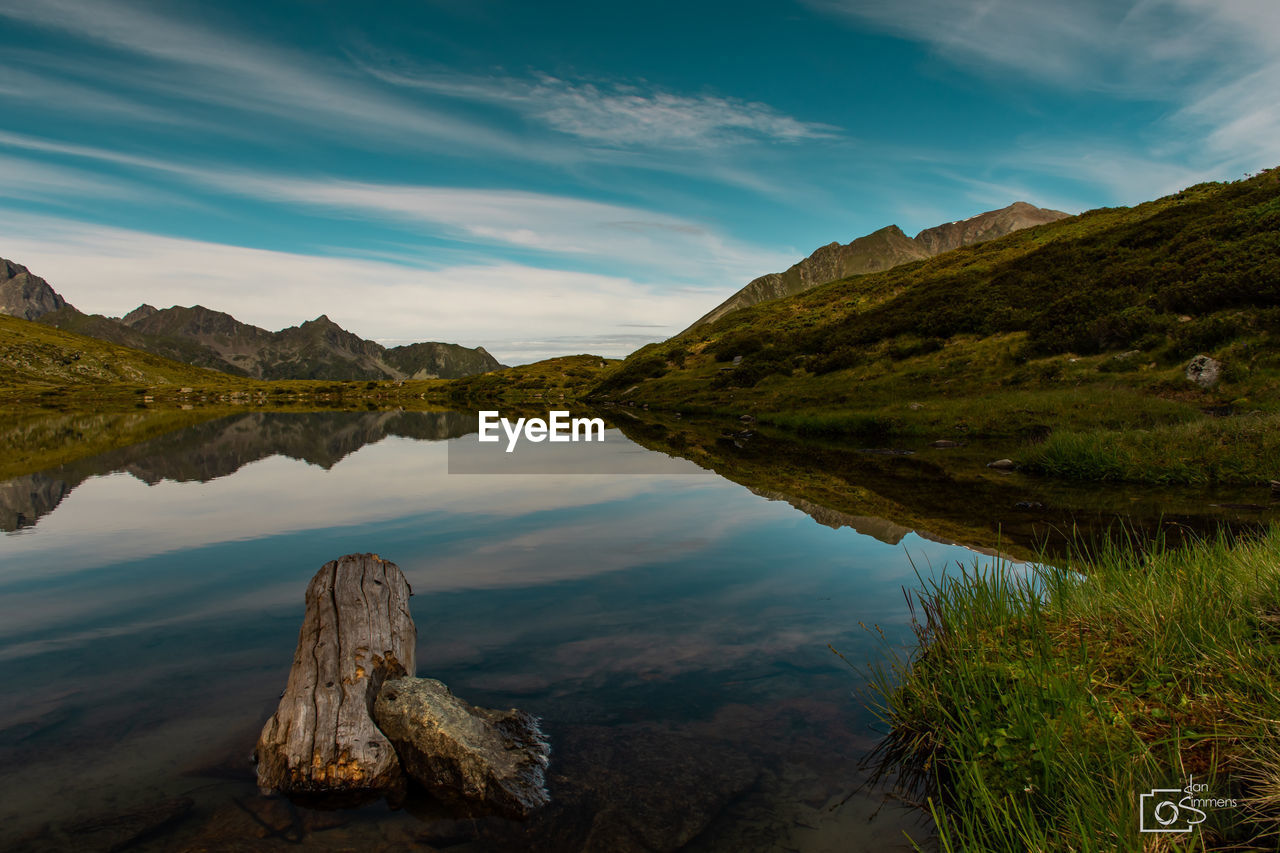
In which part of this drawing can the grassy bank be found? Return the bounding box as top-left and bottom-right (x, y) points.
(867, 528), (1280, 850)
(1019, 414), (1280, 485)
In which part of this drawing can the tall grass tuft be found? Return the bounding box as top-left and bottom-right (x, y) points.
(864, 527), (1280, 851)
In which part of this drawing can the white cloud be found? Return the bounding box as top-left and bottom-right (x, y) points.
(0, 130), (795, 286)
(810, 0), (1280, 174)
(0, 0), (554, 160)
(365, 66), (839, 149)
(0, 209), (726, 362)
(0, 153), (135, 201)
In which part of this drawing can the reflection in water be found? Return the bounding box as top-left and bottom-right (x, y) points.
(0, 412), (959, 851)
(0, 410), (478, 531)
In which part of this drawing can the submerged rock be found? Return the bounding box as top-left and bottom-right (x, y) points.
(987, 458), (1017, 471)
(372, 677), (550, 819)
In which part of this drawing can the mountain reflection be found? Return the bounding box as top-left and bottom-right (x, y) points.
(0, 410), (478, 531)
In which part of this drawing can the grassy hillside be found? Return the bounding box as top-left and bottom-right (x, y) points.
(449, 354), (619, 403)
(591, 169), (1280, 485)
(0, 312), (236, 386)
(0, 313), (472, 412)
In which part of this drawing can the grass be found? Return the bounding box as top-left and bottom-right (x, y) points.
(864, 527), (1280, 851)
(1020, 414), (1280, 485)
(585, 169), (1280, 488)
(0, 311), (235, 386)
(447, 354), (618, 403)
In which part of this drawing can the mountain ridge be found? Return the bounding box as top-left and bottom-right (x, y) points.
(0, 259), (505, 381)
(685, 201), (1069, 331)
(596, 170), (1280, 416)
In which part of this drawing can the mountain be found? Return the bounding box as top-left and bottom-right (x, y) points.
(0, 259), (68, 321)
(596, 169), (1280, 416)
(686, 202), (1069, 330)
(912, 201), (1068, 255)
(0, 257), (506, 381)
(384, 341), (504, 380)
(0, 312), (231, 386)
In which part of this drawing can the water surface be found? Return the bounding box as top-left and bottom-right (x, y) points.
(0, 411), (987, 851)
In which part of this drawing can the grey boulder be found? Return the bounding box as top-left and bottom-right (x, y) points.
(373, 677), (550, 818)
(1185, 354), (1222, 388)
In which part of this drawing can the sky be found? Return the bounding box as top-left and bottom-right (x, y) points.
(1, 0), (1278, 363)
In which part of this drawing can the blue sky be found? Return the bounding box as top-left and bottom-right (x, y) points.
(1, 0), (1277, 362)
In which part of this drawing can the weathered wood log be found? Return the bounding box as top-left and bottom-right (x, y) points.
(1271, 479), (1280, 495)
(254, 553), (416, 801)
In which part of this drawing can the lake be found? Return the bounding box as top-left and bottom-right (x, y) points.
(6, 408), (1242, 852)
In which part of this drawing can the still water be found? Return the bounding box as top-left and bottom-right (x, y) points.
(0, 411), (977, 852)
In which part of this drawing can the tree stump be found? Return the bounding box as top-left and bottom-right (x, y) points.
(255, 553), (416, 801)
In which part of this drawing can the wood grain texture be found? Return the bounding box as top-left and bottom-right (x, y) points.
(255, 553), (416, 799)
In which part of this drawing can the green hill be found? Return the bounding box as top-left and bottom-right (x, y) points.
(592, 169), (1280, 485)
(683, 201), (1068, 331)
(0, 312), (235, 386)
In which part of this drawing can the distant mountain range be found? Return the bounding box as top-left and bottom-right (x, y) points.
(686, 201), (1068, 330)
(0, 258), (504, 381)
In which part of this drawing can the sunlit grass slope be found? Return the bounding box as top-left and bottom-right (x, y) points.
(0, 311), (233, 386)
(590, 169), (1280, 485)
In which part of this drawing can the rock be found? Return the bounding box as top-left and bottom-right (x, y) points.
(372, 677), (550, 819)
(1185, 354), (1222, 388)
(739, 414), (755, 423)
(1014, 501), (1044, 510)
(1271, 480), (1280, 496)
(930, 439), (958, 448)
(987, 459), (1017, 470)
(907, 402), (923, 410)
(0, 258), (69, 321)
(255, 554), (416, 802)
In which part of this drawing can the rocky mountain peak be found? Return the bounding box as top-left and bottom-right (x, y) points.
(121, 304), (159, 326)
(684, 202), (1071, 332)
(913, 201), (1068, 256)
(0, 256), (70, 321)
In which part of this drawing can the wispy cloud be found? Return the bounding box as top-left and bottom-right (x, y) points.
(807, 0), (1212, 92)
(0, 153), (135, 202)
(0, 210), (726, 362)
(0, 65), (177, 125)
(364, 66), (840, 149)
(0, 0), (556, 160)
(809, 0), (1280, 173)
(0, 130), (795, 284)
